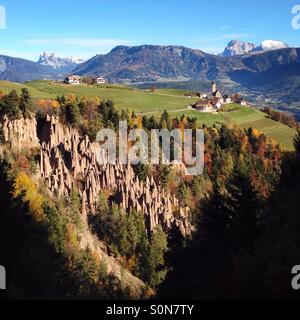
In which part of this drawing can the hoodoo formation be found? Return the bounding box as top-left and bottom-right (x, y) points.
(1, 114), (192, 237)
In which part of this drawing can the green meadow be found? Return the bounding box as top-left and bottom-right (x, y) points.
(0, 80), (297, 150)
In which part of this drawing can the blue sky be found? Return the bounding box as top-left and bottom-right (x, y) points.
(0, 0), (299, 61)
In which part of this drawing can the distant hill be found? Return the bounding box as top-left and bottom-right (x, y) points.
(0, 55), (58, 82)
(0, 52), (84, 82)
(73, 45), (235, 83)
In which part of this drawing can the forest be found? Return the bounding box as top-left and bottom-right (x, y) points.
(0, 88), (300, 299)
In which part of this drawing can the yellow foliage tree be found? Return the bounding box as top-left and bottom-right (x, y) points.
(93, 96), (100, 105)
(251, 128), (261, 138)
(66, 94), (77, 103)
(50, 100), (60, 109)
(13, 172), (45, 221)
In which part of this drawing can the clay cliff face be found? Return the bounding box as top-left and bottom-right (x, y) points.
(1, 115), (40, 151)
(1, 115), (191, 236)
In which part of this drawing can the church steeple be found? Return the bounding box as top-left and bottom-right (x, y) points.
(211, 81), (217, 95)
(211, 81), (222, 98)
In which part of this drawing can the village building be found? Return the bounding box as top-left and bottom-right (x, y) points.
(200, 93), (208, 99)
(191, 81), (238, 113)
(65, 75), (82, 85)
(240, 99), (248, 106)
(193, 98), (219, 113)
(211, 97), (222, 110)
(221, 95), (232, 104)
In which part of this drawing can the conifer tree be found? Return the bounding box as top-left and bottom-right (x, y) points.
(65, 102), (81, 125)
(225, 171), (262, 253)
(20, 88), (34, 118)
(1, 90), (21, 119)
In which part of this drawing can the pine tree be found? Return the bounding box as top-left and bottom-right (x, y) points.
(20, 88), (34, 118)
(199, 182), (236, 252)
(65, 102), (81, 125)
(160, 110), (171, 130)
(1, 90), (21, 119)
(142, 227), (168, 288)
(225, 171), (262, 253)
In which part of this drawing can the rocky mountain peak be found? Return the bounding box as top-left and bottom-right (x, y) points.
(37, 52), (84, 71)
(222, 40), (257, 57)
(222, 40), (289, 57)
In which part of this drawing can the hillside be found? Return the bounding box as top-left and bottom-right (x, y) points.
(1, 80), (300, 300)
(0, 80), (296, 150)
(0, 55), (58, 82)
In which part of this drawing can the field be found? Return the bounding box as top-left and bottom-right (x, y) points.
(0, 80), (297, 150)
(0, 81), (198, 113)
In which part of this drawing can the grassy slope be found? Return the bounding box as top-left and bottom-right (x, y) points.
(25, 81), (199, 113)
(170, 104), (297, 150)
(0, 80), (296, 150)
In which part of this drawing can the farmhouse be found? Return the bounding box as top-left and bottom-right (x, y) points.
(96, 77), (106, 84)
(193, 99), (219, 113)
(240, 99), (248, 106)
(65, 75), (82, 85)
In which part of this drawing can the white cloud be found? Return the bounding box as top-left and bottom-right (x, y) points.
(23, 38), (133, 47)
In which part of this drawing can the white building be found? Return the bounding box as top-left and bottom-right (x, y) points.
(240, 99), (248, 106)
(96, 77), (106, 84)
(65, 75), (82, 85)
(220, 95), (232, 104)
(215, 101), (222, 110)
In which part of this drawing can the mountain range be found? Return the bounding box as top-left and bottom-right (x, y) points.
(0, 41), (300, 117)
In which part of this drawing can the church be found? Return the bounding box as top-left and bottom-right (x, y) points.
(211, 81), (222, 98)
